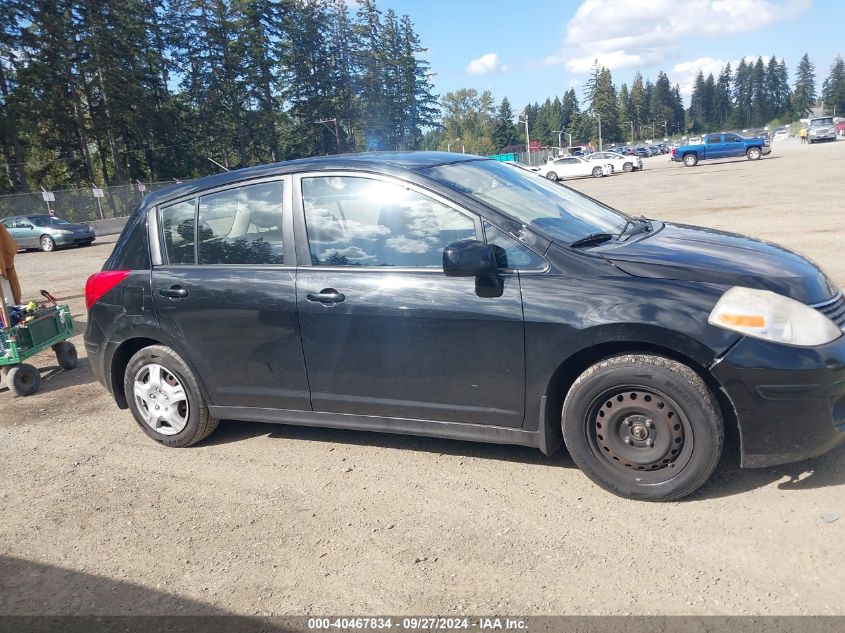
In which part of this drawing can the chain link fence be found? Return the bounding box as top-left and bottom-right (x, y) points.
(0, 181), (183, 223)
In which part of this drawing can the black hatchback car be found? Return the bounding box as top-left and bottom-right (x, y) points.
(84, 152), (845, 501)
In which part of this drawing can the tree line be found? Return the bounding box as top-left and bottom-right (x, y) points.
(0, 0), (437, 194)
(432, 52), (845, 155)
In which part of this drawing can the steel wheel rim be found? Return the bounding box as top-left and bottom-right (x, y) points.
(586, 386), (694, 484)
(133, 363), (189, 435)
(41, 236), (54, 251)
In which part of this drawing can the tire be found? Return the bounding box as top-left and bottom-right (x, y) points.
(591, 166), (604, 178)
(545, 171), (558, 182)
(683, 153), (698, 167)
(6, 363), (42, 397)
(53, 341), (78, 370)
(622, 162), (634, 173)
(562, 354), (723, 501)
(40, 235), (55, 252)
(124, 345), (218, 447)
(746, 147), (762, 160)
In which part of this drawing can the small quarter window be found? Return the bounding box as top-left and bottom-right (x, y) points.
(160, 199), (197, 265)
(484, 222), (546, 270)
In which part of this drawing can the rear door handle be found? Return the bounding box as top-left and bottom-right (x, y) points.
(306, 289), (345, 304)
(159, 285), (188, 299)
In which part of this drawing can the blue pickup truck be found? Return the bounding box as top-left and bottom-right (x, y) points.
(671, 132), (771, 166)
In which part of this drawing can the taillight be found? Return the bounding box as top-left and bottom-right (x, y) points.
(85, 270), (130, 309)
(671, 147), (676, 157)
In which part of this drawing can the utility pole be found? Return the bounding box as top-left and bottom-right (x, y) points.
(553, 129), (563, 151)
(315, 118), (341, 152)
(662, 120), (668, 138)
(651, 121), (656, 138)
(447, 140), (454, 152)
(518, 110), (531, 163)
(39, 186), (53, 216)
(206, 157), (230, 172)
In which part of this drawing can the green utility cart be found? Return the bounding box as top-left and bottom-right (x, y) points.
(1, 279), (77, 396)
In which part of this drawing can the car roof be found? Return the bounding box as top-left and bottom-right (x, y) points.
(143, 151), (483, 207)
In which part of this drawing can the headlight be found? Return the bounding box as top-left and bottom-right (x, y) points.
(54, 229), (73, 235)
(709, 286), (842, 347)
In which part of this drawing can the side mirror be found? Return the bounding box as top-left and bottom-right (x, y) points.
(442, 240), (498, 278)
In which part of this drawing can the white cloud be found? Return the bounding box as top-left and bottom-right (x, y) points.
(670, 55), (759, 100)
(544, 0), (808, 73)
(465, 53), (509, 76)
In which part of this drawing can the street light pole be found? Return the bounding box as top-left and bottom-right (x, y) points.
(553, 129), (563, 151)
(597, 113), (603, 151)
(624, 120), (634, 144)
(518, 110), (531, 163)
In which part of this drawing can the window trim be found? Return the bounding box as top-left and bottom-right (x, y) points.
(482, 220), (549, 274)
(292, 170), (483, 271)
(154, 175), (292, 267)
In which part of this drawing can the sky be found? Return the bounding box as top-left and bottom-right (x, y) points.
(374, 0), (843, 108)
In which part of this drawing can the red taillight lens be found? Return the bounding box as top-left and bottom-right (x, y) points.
(671, 147), (676, 157)
(85, 270), (130, 309)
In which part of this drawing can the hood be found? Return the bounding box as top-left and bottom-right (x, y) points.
(601, 222), (837, 304)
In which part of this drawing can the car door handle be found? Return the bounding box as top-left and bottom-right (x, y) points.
(159, 285), (188, 299)
(306, 289), (345, 304)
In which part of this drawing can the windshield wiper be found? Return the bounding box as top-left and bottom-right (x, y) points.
(569, 232), (616, 248)
(620, 215), (652, 239)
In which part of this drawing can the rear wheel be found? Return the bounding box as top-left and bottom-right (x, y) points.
(40, 235), (55, 252)
(683, 153), (698, 167)
(622, 162), (634, 172)
(7, 363), (41, 397)
(562, 354), (723, 501)
(53, 341), (78, 370)
(124, 345), (218, 447)
(746, 147), (762, 160)
(592, 166), (604, 177)
(545, 171), (558, 182)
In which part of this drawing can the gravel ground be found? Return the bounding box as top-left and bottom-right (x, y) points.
(1, 138), (844, 617)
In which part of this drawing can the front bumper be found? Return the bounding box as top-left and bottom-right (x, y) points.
(54, 232), (96, 246)
(809, 132), (836, 141)
(713, 335), (845, 468)
(761, 145), (772, 155)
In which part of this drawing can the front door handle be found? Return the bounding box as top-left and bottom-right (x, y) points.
(306, 288), (345, 304)
(159, 285), (189, 299)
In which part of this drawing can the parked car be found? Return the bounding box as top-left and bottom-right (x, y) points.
(772, 127), (789, 142)
(634, 147), (649, 158)
(586, 151), (643, 173)
(807, 116), (837, 143)
(671, 132), (771, 166)
(0, 214), (96, 252)
(836, 121), (845, 137)
(537, 156), (611, 181)
(85, 152), (845, 502)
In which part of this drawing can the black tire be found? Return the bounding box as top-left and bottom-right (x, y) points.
(7, 363), (42, 397)
(39, 235), (55, 252)
(746, 147), (762, 160)
(562, 354), (723, 501)
(124, 345), (218, 447)
(683, 153), (698, 167)
(546, 171), (558, 182)
(622, 162), (634, 172)
(53, 341), (78, 370)
(591, 166), (603, 177)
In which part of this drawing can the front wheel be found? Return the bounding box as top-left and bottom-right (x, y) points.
(591, 166), (604, 178)
(40, 235), (55, 252)
(562, 354), (723, 501)
(683, 153), (698, 167)
(124, 345), (219, 447)
(545, 171), (558, 182)
(6, 363), (42, 397)
(746, 147), (762, 160)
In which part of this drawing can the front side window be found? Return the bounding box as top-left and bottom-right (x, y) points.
(197, 181), (284, 265)
(484, 222), (546, 271)
(423, 159), (627, 244)
(160, 199), (196, 264)
(302, 176), (476, 267)
(723, 133), (741, 143)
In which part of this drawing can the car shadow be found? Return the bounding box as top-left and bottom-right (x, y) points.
(204, 418), (574, 468)
(206, 419), (845, 500)
(0, 555), (291, 631)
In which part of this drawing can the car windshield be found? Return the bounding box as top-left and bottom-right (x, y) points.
(29, 216), (70, 227)
(422, 159), (628, 244)
(812, 117), (833, 126)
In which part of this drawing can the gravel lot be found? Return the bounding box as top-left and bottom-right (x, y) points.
(2, 139), (844, 618)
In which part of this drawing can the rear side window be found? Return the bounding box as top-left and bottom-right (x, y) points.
(302, 176), (476, 267)
(705, 134), (722, 144)
(197, 181), (284, 265)
(161, 199), (196, 264)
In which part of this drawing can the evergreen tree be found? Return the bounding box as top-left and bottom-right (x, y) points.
(821, 55), (845, 116)
(750, 56), (768, 126)
(732, 59), (753, 128)
(792, 53), (816, 118)
(649, 71), (674, 137)
(629, 72), (646, 139)
(616, 83), (631, 142)
(492, 97), (519, 151)
(714, 63), (733, 126)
